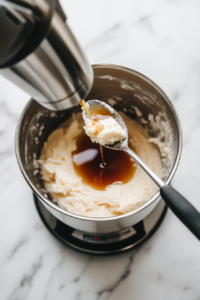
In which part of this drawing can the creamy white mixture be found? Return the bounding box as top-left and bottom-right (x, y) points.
(39, 112), (163, 218)
(83, 116), (126, 145)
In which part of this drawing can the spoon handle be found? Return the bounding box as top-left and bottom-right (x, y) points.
(125, 147), (200, 240)
(160, 185), (200, 240)
(125, 147), (164, 187)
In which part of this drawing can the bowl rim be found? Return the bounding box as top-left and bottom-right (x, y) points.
(15, 63), (182, 222)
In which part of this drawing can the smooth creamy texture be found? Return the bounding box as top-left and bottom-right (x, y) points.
(84, 116), (126, 145)
(39, 112), (163, 218)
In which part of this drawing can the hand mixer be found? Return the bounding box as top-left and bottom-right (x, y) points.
(0, 0), (93, 110)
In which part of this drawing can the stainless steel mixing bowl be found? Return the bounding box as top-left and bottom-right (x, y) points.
(15, 64), (182, 233)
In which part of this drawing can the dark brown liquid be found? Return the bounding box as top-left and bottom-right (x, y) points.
(72, 131), (137, 191)
(99, 144), (104, 166)
(80, 99), (92, 119)
(90, 105), (113, 119)
(80, 100), (113, 167)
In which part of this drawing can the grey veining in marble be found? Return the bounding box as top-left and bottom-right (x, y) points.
(0, 0), (200, 299)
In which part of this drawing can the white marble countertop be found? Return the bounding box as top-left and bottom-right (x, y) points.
(0, 0), (200, 299)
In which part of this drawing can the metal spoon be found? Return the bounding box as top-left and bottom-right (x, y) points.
(84, 100), (200, 240)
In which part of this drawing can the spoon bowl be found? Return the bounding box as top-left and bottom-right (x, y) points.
(83, 99), (128, 150)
